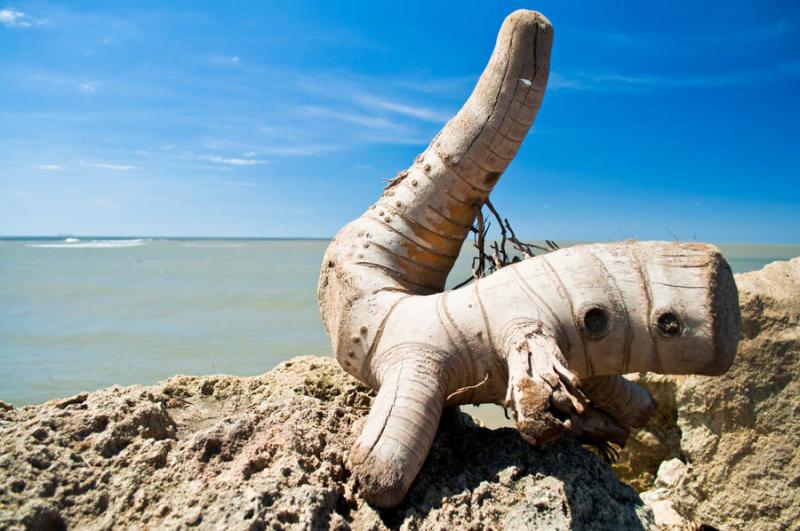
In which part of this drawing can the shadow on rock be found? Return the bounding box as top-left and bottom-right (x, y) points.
(376, 408), (650, 530)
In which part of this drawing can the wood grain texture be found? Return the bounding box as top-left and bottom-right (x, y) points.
(317, 10), (741, 508)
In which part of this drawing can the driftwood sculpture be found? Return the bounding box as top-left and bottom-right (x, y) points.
(317, 10), (741, 508)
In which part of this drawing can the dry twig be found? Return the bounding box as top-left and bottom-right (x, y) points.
(453, 200), (558, 289)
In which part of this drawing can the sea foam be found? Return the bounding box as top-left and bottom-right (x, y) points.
(27, 238), (146, 249)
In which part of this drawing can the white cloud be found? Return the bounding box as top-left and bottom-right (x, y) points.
(357, 95), (450, 123)
(302, 105), (399, 130)
(209, 55), (241, 66)
(79, 82), (98, 92)
(37, 164), (62, 171)
(574, 21), (791, 51)
(396, 75), (477, 94)
(259, 144), (343, 156)
(0, 9), (31, 27)
(551, 60), (800, 92)
(81, 161), (134, 171)
(199, 155), (268, 166)
(294, 76), (453, 124)
(548, 73), (583, 90)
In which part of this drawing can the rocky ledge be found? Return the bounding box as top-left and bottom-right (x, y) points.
(0, 357), (653, 530)
(617, 257), (800, 530)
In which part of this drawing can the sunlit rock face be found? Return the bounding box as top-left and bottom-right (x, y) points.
(622, 258), (800, 530)
(0, 356), (655, 530)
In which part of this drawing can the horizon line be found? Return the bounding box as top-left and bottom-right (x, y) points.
(1, 235), (799, 246)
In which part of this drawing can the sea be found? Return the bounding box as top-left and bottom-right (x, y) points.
(1, 237), (798, 425)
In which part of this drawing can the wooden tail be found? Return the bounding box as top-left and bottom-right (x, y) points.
(357, 10), (553, 293)
(349, 353), (447, 507)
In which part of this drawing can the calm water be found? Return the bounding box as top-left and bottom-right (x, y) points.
(1, 238), (798, 408)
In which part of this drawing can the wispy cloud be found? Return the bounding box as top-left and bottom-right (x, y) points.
(394, 75), (477, 95)
(19, 73), (107, 94)
(599, 20), (789, 48)
(198, 155), (268, 166)
(302, 105), (401, 130)
(192, 135), (345, 158)
(0, 8), (33, 28)
(287, 73), (455, 149)
(208, 54), (241, 66)
(81, 161), (135, 171)
(296, 76), (453, 123)
(356, 95), (450, 123)
(551, 17), (797, 94)
(258, 144), (343, 156)
(79, 81), (98, 92)
(551, 60), (800, 92)
(36, 164), (62, 171)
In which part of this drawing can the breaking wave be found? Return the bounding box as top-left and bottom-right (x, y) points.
(26, 238), (147, 249)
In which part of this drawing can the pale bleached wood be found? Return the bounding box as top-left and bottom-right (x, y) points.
(317, 10), (740, 508)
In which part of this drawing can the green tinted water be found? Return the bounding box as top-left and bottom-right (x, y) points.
(1, 238), (797, 407)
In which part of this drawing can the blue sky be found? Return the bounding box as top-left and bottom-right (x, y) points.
(1, 1), (798, 242)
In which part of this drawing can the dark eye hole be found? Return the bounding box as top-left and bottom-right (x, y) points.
(583, 308), (609, 338)
(657, 312), (682, 337)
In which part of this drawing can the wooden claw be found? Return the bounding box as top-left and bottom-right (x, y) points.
(565, 405), (630, 448)
(513, 378), (566, 445)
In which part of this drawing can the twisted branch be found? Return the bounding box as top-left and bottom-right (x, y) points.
(453, 200), (558, 289)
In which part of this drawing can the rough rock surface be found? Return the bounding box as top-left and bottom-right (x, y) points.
(0, 356), (654, 530)
(612, 374), (686, 492)
(669, 257), (800, 530)
(638, 459), (690, 530)
(621, 258), (800, 529)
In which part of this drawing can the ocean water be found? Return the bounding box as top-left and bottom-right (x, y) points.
(1, 237), (798, 411)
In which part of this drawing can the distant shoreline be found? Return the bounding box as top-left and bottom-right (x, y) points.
(0, 236), (334, 241)
(2, 236), (799, 245)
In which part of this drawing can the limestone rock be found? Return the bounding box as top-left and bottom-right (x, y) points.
(612, 374), (686, 491)
(0, 356), (654, 530)
(616, 258), (800, 528)
(638, 459), (691, 530)
(669, 257), (800, 529)
(639, 489), (687, 531)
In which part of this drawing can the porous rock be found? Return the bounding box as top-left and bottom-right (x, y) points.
(669, 257), (800, 529)
(624, 258), (800, 529)
(612, 374), (686, 492)
(0, 357), (654, 529)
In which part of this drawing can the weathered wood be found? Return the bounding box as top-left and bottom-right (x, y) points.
(317, 9), (741, 508)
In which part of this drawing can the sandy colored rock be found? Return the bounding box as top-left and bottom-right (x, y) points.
(612, 374), (686, 491)
(625, 258), (800, 528)
(668, 257), (800, 529)
(638, 459), (691, 530)
(0, 356), (654, 530)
